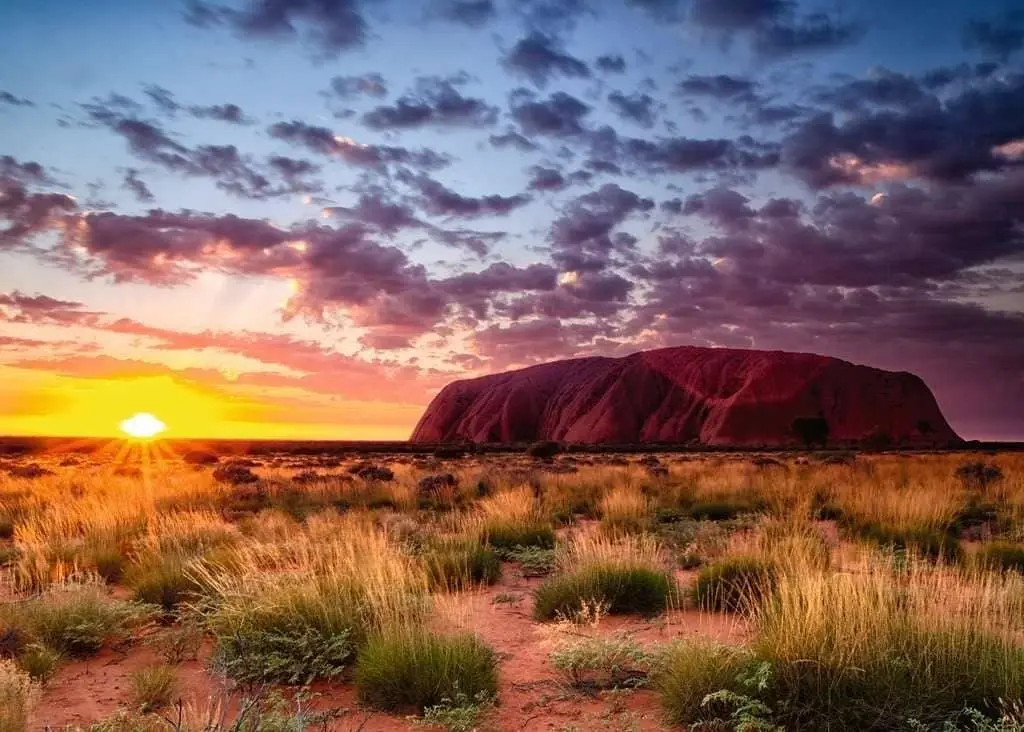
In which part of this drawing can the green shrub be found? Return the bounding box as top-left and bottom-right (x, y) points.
(498, 545), (556, 576)
(655, 640), (753, 726)
(415, 690), (495, 732)
(533, 564), (674, 620)
(131, 664), (178, 713)
(17, 644), (61, 683)
(148, 623), (202, 665)
(0, 586), (147, 658)
(693, 556), (776, 613)
(424, 542), (501, 591)
(687, 500), (753, 522)
(212, 615), (354, 686)
(484, 522), (555, 551)
(125, 555), (201, 613)
(355, 631), (498, 712)
(90, 544), (127, 584)
(975, 542), (1024, 573)
(853, 522), (961, 562)
(207, 576), (364, 685)
(550, 635), (653, 690)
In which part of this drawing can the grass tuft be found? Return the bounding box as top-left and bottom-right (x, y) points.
(355, 631), (498, 713)
(692, 556), (777, 613)
(131, 664), (178, 713)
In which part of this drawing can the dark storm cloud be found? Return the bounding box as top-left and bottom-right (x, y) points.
(184, 0), (370, 57)
(437, 0), (496, 27)
(502, 32), (591, 88)
(0, 91), (34, 108)
(362, 77), (498, 130)
(510, 91), (592, 137)
(963, 10), (1024, 60)
(268, 120), (451, 170)
(121, 169), (155, 203)
(688, 0), (862, 58)
(398, 172), (531, 219)
(607, 91), (658, 128)
(595, 54), (626, 73)
(782, 71), (1024, 187)
(329, 73), (388, 99)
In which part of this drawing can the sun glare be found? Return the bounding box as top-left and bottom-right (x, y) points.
(119, 412), (167, 439)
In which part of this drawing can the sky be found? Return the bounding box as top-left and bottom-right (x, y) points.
(1, 0), (1023, 441)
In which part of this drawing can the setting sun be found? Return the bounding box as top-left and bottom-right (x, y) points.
(119, 412), (167, 439)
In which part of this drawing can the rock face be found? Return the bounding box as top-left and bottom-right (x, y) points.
(410, 346), (960, 446)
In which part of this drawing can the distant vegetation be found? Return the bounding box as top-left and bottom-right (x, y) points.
(0, 449), (1022, 729)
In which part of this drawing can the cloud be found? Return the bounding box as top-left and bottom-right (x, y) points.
(607, 91), (658, 128)
(190, 103), (252, 124)
(329, 72), (388, 99)
(121, 169), (155, 203)
(398, 172), (531, 219)
(0, 91), (34, 108)
(184, 0), (370, 57)
(502, 32), (591, 87)
(678, 73), (758, 101)
(782, 71), (1024, 187)
(595, 54), (626, 73)
(436, 0), (496, 27)
(0, 291), (99, 325)
(362, 77), (498, 130)
(963, 10), (1024, 60)
(688, 0), (862, 58)
(489, 129), (540, 151)
(511, 91), (592, 137)
(268, 120), (451, 170)
(1, 173), (77, 246)
(549, 183), (654, 270)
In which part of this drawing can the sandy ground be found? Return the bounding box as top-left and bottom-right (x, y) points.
(32, 560), (748, 731)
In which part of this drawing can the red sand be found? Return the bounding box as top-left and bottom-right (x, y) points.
(411, 345), (959, 446)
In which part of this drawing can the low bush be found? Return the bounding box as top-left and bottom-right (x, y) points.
(483, 521), (555, 551)
(416, 690), (495, 732)
(125, 555), (201, 613)
(975, 542), (1024, 574)
(17, 644), (61, 683)
(0, 585), (147, 658)
(692, 556), (776, 613)
(687, 500), (754, 522)
(533, 564), (673, 620)
(0, 659), (38, 732)
(852, 521), (961, 562)
(131, 664), (178, 713)
(550, 635), (653, 690)
(355, 631), (498, 712)
(655, 640), (753, 726)
(526, 441), (562, 459)
(424, 541), (501, 591)
(955, 462), (1004, 490)
(498, 545), (556, 576)
(209, 593), (357, 685)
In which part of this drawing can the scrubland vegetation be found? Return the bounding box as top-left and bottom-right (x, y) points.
(0, 448), (1022, 730)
